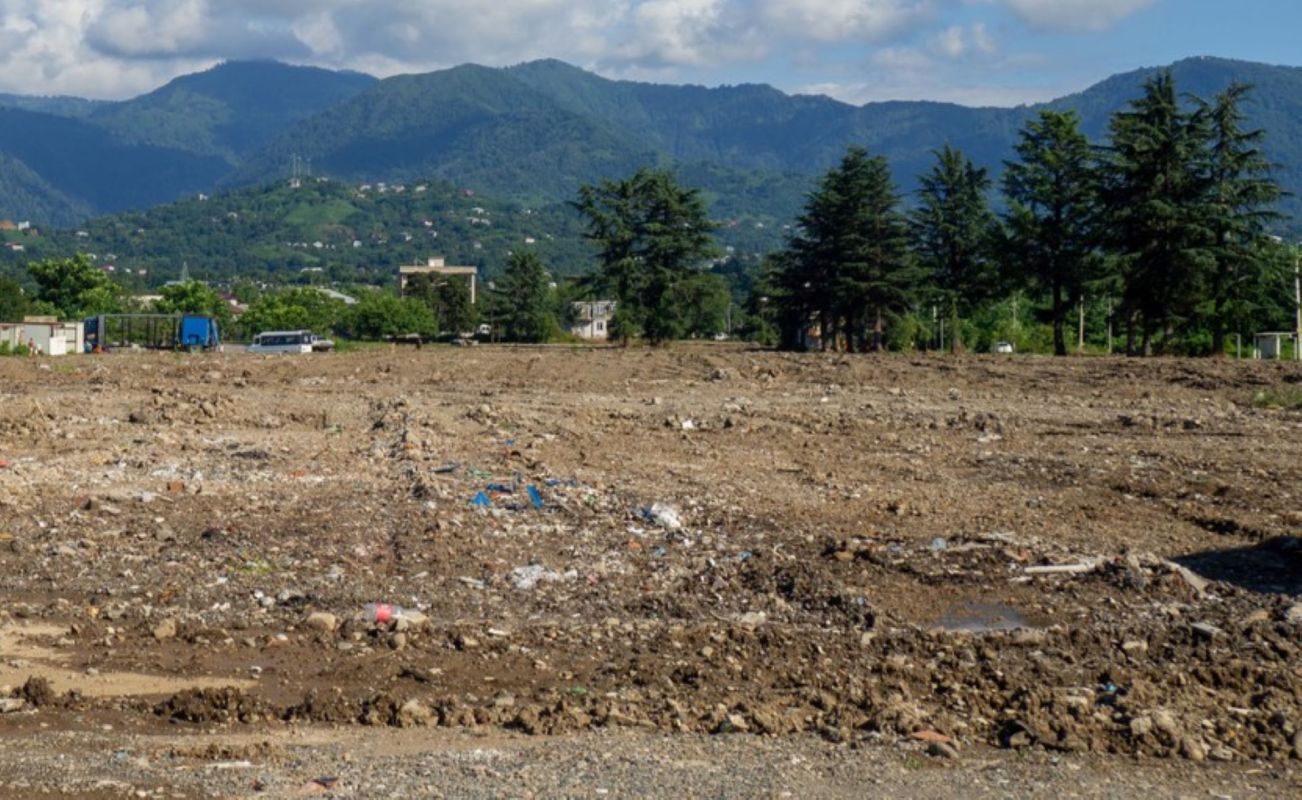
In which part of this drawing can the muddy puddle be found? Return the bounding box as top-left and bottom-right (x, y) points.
(933, 601), (1039, 633)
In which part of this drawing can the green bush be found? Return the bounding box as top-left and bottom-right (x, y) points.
(1252, 384), (1302, 410)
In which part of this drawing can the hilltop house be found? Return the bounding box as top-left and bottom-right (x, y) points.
(571, 300), (616, 341)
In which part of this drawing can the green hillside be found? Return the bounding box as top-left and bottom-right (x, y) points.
(234, 56), (1302, 228)
(0, 178), (597, 285)
(3, 55), (1302, 238)
(0, 153), (93, 227)
(0, 107), (229, 214)
(91, 60), (376, 162)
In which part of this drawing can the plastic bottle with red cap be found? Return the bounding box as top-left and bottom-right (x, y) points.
(363, 603), (405, 624)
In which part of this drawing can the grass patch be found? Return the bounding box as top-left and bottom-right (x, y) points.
(1252, 384), (1302, 410)
(284, 199), (357, 230)
(333, 340), (394, 353)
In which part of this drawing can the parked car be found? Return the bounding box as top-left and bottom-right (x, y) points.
(248, 330), (314, 354)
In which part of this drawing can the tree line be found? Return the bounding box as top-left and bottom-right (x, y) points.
(766, 73), (1286, 356)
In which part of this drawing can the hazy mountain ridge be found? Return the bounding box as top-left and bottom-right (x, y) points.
(1, 56), (1301, 233)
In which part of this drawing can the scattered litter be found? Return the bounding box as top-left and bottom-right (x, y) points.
(433, 462), (459, 474)
(1024, 562), (1095, 575)
(528, 485), (544, 510)
(470, 491), (492, 508)
(363, 603), (406, 624)
(642, 503), (683, 530)
(508, 564), (561, 591)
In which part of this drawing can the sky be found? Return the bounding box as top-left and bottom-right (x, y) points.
(2, 1), (1301, 106)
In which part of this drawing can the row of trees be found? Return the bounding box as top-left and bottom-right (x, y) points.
(768, 73), (1285, 355)
(3, 73), (1289, 355)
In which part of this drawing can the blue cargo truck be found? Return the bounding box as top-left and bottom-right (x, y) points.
(178, 315), (221, 350)
(84, 313), (221, 352)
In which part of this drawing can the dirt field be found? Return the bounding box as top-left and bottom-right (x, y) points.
(0, 345), (1299, 798)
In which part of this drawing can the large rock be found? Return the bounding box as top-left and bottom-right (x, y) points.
(152, 618), (178, 641)
(1180, 736), (1207, 762)
(305, 612), (338, 634)
(0, 698), (26, 714)
(1152, 709), (1181, 742)
(397, 699), (433, 727)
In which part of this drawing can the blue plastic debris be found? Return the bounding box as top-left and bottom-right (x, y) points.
(470, 491), (492, 508)
(486, 483), (514, 494)
(528, 485), (544, 510)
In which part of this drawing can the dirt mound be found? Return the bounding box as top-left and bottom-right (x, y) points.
(156, 688), (266, 724)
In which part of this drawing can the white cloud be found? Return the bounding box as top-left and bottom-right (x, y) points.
(0, 1), (954, 97)
(758, 0), (937, 43)
(800, 77), (1064, 107)
(999, 0), (1158, 33)
(620, 0), (763, 67)
(931, 22), (995, 59)
(0, 0), (1155, 100)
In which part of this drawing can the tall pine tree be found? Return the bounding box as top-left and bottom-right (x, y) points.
(574, 168), (716, 344)
(776, 146), (914, 351)
(1103, 72), (1213, 355)
(912, 146), (996, 353)
(1201, 82), (1282, 355)
(496, 251), (556, 343)
(1003, 111), (1100, 356)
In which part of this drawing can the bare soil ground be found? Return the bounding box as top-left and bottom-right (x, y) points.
(0, 345), (1299, 798)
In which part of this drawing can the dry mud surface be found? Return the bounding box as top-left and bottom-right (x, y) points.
(0, 345), (1299, 798)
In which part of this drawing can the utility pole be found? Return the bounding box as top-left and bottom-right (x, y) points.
(1078, 297), (1086, 353)
(1295, 245), (1301, 361)
(1106, 295), (1113, 355)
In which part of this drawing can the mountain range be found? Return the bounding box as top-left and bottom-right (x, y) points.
(2, 56), (1301, 235)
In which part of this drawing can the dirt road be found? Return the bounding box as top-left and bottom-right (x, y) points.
(0, 346), (1298, 797)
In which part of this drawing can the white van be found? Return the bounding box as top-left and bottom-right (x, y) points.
(248, 330), (314, 354)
